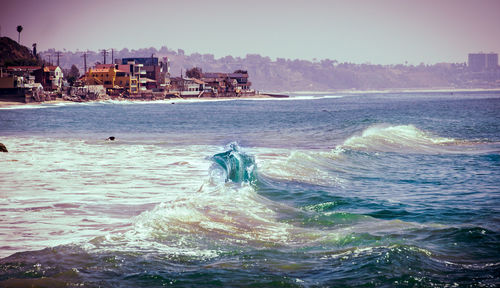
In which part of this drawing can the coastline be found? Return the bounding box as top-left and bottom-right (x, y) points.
(0, 93), (286, 108)
(1, 87), (500, 109)
(0, 99), (67, 108)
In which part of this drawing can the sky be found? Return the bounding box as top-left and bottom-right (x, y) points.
(1, 0), (499, 65)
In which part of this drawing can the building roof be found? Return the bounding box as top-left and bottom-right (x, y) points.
(202, 77), (226, 84)
(121, 57), (158, 66)
(192, 78), (206, 84)
(116, 64), (131, 71)
(44, 66), (60, 71)
(90, 68), (112, 73)
(95, 64), (115, 69)
(7, 66), (41, 71)
(229, 73), (248, 78)
(203, 72), (228, 78)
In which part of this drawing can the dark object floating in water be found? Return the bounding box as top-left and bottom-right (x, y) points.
(106, 136), (115, 141)
(0, 143), (7, 152)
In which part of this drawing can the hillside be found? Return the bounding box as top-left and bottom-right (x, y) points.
(42, 46), (500, 92)
(0, 37), (41, 67)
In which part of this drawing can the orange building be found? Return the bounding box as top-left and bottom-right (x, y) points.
(84, 64), (138, 93)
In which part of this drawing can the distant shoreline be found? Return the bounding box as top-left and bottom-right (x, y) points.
(0, 93), (286, 108)
(1, 88), (500, 109)
(0, 99), (67, 108)
(278, 87), (500, 95)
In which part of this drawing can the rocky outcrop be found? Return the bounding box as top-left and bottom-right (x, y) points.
(0, 143), (7, 152)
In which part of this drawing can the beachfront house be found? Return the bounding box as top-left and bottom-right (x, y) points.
(199, 70), (253, 97)
(119, 57), (170, 90)
(42, 66), (64, 91)
(169, 77), (205, 97)
(4, 65), (63, 91)
(84, 64), (138, 94)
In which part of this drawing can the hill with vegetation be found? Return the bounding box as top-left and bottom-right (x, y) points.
(0, 36), (42, 67)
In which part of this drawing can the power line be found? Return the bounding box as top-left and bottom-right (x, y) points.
(54, 51), (62, 67)
(101, 49), (109, 64)
(81, 51), (88, 74)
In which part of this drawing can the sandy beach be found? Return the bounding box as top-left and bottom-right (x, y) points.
(0, 99), (69, 108)
(0, 93), (285, 108)
(0, 100), (25, 108)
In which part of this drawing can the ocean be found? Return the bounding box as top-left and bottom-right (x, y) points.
(0, 91), (499, 287)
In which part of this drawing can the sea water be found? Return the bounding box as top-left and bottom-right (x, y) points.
(0, 91), (499, 287)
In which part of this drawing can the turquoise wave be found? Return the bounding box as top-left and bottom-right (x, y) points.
(211, 143), (257, 184)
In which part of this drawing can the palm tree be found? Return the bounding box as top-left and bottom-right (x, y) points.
(16, 25), (23, 44)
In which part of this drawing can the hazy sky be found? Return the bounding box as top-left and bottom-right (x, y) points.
(1, 0), (499, 64)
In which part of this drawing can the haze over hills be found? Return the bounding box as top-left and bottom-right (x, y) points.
(2, 38), (499, 92)
(43, 46), (498, 92)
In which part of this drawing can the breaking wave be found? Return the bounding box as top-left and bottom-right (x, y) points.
(256, 124), (496, 188)
(211, 142), (257, 184)
(102, 142), (457, 258)
(2, 140), (498, 286)
(96, 143), (301, 257)
(339, 124), (457, 153)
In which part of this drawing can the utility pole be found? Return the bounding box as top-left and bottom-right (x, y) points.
(101, 49), (109, 64)
(55, 51), (62, 67)
(111, 48), (114, 64)
(81, 52), (88, 74)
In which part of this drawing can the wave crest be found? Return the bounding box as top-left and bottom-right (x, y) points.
(211, 142), (256, 184)
(340, 124), (457, 153)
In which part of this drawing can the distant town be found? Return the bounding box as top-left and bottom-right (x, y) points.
(0, 36), (264, 104)
(1, 35), (499, 104)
